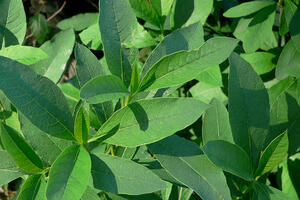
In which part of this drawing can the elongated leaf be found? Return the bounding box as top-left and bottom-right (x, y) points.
(0, 45), (48, 65)
(0, 56), (75, 140)
(228, 53), (270, 169)
(0, 150), (25, 186)
(0, 123), (43, 173)
(80, 75), (129, 104)
(57, 13), (98, 31)
(0, 0), (26, 47)
(17, 174), (47, 200)
(79, 24), (102, 50)
(224, 1), (275, 18)
(74, 104), (90, 144)
(91, 153), (166, 195)
(255, 131), (288, 176)
(31, 29), (75, 83)
(142, 22), (204, 76)
(140, 37), (238, 91)
(202, 140), (253, 181)
(91, 98), (210, 147)
(252, 181), (292, 200)
(202, 98), (233, 144)
(46, 145), (91, 200)
(148, 135), (231, 200)
(241, 52), (277, 75)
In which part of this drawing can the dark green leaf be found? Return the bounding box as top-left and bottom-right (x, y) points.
(74, 104), (90, 144)
(17, 174), (47, 200)
(252, 181), (292, 200)
(29, 14), (51, 44)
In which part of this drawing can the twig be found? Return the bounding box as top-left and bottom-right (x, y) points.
(85, 0), (99, 11)
(47, 1), (67, 22)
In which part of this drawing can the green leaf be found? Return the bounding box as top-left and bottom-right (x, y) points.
(228, 53), (270, 169)
(46, 145), (91, 200)
(0, 56), (75, 140)
(189, 82), (227, 104)
(255, 131), (289, 176)
(233, 5), (276, 53)
(252, 181), (292, 200)
(58, 83), (81, 112)
(142, 22), (204, 77)
(223, 1), (275, 18)
(140, 37), (238, 91)
(91, 98), (209, 147)
(74, 103), (90, 144)
(0, 0), (26, 47)
(81, 186), (101, 200)
(241, 52), (277, 75)
(57, 13), (99, 31)
(29, 14), (51, 45)
(202, 140), (253, 181)
(19, 113), (73, 166)
(31, 29), (75, 83)
(0, 123), (44, 173)
(0, 45), (48, 65)
(79, 24), (102, 50)
(148, 135), (231, 200)
(195, 65), (223, 87)
(17, 174), (47, 200)
(202, 98), (233, 144)
(80, 75), (130, 104)
(91, 153), (166, 195)
(0, 150), (25, 186)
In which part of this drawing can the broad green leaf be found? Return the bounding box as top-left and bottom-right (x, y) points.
(17, 174), (47, 200)
(0, 123), (44, 173)
(81, 186), (101, 200)
(0, 0), (26, 47)
(241, 52), (277, 75)
(91, 98), (210, 147)
(105, 192), (162, 200)
(275, 39), (300, 80)
(252, 181), (292, 200)
(228, 53), (270, 169)
(79, 23), (102, 50)
(190, 82), (227, 104)
(255, 131), (288, 176)
(202, 98), (233, 144)
(233, 5), (276, 53)
(57, 13), (98, 31)
(0, 150), (25, 186)
(142, 22), (204, 77)
(195, 65), (223, 87)
(80, 75), (129, 104)
(140, 37), (238, 91)
(74, 104), (90, 144)
(223, 1), (275, 18)
(0, 45), (48, 65)
(0, 56), (75, 140)
(19, 113), (73, 166)
(31, 29), (75, 83)
(29, 14), (51, 45)
(58, 83), (81, 112)
(91, 153), (166, 195)
(202, 140), (253, 181)
(148, 135), (231, 200)
(46, 145), (91, 200)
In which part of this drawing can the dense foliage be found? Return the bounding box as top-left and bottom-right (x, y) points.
(0, 0), (299, 199)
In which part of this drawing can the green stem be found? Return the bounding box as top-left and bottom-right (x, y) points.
(204, 23), (224, 36)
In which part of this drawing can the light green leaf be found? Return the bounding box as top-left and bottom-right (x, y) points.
(0, 45), (48, 65)
(228, 53), (270, 169)
(0, 150), (25, 186)
(202, 140), (253, 181)
(190, 82), (227, 104)
(224, 1), (276, 18)
(46, 145), (91, 200)
(140, 37), (238, 91)
(202, 98), (233, 144)
(255, 131), (289, 176)
(58, 83), (81, 112)
(142, 22), (204, 77)
(241, 52), (277, 75)
(57, 13), (98, 31)
(17, 174), (47, 200)
(91, 153), (166, 195)
(81, 186), (101, 200)
(148, 135), (231, 200)
(0, 56), (75, 141)
(91, 98), (210, 147)
(0, 123), (44, 173)
(79, 23), (102, 50)
(0, 0), (26, 47)
(195, 65), (223, 87)
(80, 75), (129, 104)
(74, 104), (90, 144)
(31, 29), (75, 83)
